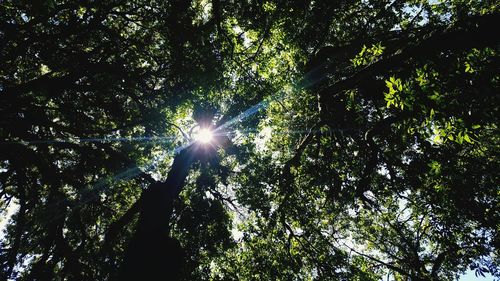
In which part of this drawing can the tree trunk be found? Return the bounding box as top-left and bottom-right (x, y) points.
(117, 145), (197, 281)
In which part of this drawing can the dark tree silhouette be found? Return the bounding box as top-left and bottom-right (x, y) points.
(118, 145), (195, 281)
(1, 1), (499, 280)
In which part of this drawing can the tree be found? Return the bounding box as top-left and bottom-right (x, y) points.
(0, 0), (498, 280)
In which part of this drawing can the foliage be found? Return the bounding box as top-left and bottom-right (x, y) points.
(0, 0), (498, 280)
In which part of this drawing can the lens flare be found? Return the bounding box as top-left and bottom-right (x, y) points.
(195, 128), (214, 144)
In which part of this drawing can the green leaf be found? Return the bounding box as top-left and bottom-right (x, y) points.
(464, 134), (472, 143)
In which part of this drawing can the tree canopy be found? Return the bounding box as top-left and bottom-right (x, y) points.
(0, 0), (499, 280)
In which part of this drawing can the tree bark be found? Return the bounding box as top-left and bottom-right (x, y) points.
(116, 144), (198, 281)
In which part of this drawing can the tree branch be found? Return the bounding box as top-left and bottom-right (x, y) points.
(322, 12), (500, 99)
(101, 198), (142, 255)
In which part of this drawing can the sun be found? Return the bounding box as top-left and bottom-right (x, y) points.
(194, 128), (214, 144)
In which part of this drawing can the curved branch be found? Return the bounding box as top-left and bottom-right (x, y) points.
(166, 121), (189, 141)
(322, 12), (500, 99)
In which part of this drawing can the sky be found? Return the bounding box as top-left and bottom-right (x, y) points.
(460, 270), (495, 281)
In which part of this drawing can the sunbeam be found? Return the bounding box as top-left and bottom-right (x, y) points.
(10, 63), (335, 239)
(2, 135), (178, 145)
(214, 64), (330, 133)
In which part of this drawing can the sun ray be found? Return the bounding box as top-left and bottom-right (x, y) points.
(1, 135), (178, 145)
